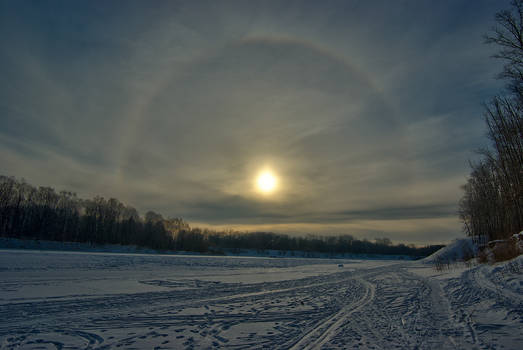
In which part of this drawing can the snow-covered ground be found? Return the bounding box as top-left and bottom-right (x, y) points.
(0, 248), (521, 349)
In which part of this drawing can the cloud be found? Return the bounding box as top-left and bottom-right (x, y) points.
(0, 0), (509, 244)
(177, 196), (457, 223)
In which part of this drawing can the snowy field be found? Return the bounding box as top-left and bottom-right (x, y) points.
(0, 249), (521, 349)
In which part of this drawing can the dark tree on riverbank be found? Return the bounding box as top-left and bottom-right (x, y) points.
(460, 0), (523, 245)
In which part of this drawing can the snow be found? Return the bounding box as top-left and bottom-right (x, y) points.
(0, 247), (521, 349)
(422, 238), (477, 264)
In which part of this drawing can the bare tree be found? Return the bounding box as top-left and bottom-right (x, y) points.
(485, 0), (523, 96)
(460, 0), (523, 245)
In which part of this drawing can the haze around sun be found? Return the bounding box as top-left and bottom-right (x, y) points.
(0, 0), (507, 244)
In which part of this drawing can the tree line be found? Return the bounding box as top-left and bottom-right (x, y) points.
(0, 175), (187, 250)
(459, 0), (523, 246)
(0, 175), (441, 257)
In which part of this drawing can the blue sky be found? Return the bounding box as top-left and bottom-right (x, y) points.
(0, 0), (509, 244)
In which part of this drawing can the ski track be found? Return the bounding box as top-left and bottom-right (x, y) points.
(0, 252), (522, 349)
(444, 263), (523, 350)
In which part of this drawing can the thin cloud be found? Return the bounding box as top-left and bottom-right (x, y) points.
(0, 0), (509, 244)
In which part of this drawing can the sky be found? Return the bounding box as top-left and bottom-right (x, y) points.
(0, 0), (510, 244)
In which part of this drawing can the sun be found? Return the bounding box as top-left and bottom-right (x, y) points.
(256, 171), (277, 194)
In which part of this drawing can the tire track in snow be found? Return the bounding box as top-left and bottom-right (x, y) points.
(0, 271), (361, 350)
(471, 266), (523, 306)
(316, 267), (463, 349)
(288, 278), (375, 350)
(444, 263), (523, 349)
(0, 272), (353, 327)
(4, 253), (520, 349)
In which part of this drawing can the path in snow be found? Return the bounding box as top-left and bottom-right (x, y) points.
(0, 250), (521, 349)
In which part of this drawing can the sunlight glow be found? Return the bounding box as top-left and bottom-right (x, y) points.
(256, 171), (277, 194)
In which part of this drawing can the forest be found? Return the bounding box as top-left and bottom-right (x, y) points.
(0, 175), (441, 258)
(459, 0), (523, 247)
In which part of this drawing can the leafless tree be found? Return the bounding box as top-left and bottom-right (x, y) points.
(460, 0), (523, 245)
(485, 0), (523, 97)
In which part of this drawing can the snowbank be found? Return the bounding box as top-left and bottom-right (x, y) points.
(422, 238), (476, 265)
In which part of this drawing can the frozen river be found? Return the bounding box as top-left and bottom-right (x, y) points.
(0, 249), (521, 349)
